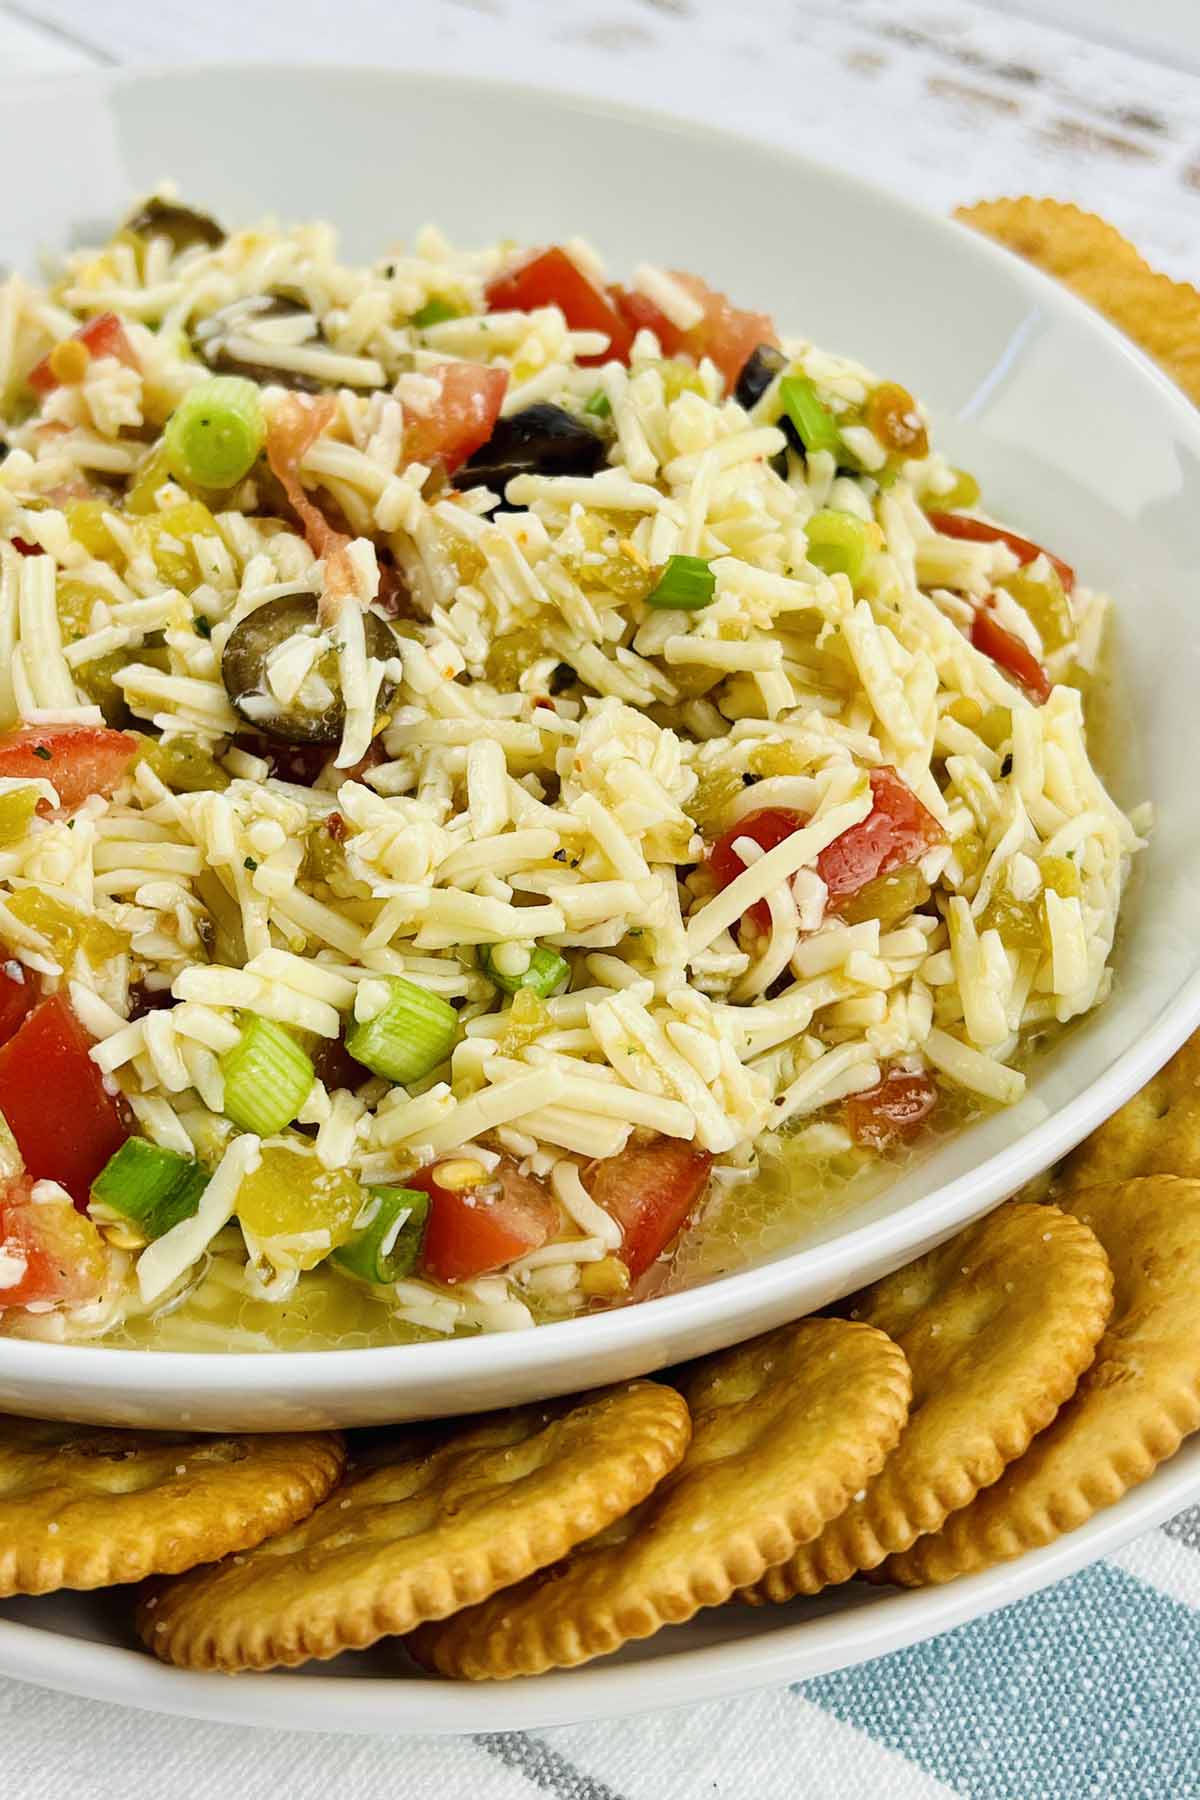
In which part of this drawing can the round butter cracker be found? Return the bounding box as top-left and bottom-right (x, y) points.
(884, 1177), (1200, 1587)
(0, 1420), (345, 1596)
(958, 197), (1200, 407)
(745, 1202), (1111, 1601)
(410, 1317), (910, 1679)
(139, 1379), (690, 1671)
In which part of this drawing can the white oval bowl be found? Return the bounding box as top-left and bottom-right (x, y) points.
(0, 65), (1198, 1430)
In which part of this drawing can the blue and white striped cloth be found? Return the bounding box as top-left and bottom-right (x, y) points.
(3, 1508), (1199, 1799)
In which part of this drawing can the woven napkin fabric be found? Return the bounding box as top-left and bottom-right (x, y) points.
(1, 1510), (1199, 1800)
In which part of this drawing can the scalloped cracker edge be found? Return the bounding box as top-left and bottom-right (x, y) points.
(744, 1203), (1112, 1601)
(882, 1177), (1200, 1586)
(0, 1422), (346, 1596)
(409, 1318), (911, 1680)
(138, 1380), (690, 1671)
(958, 198), (1200, 407)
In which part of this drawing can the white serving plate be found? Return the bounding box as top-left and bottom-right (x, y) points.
(1, 1439), (1196, 1734)
(0, 66), (1199, 1431)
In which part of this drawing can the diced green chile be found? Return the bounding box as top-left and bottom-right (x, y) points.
(804, 509), (871, 582)
(734, 343), (787, 412)
(332, 1185), (430, 1285)
(123, 197), (225, 254)
(221, 592), (400, 745)
(457, 404), (608, 492)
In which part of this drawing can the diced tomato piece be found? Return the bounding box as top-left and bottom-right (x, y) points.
(414, 1156), (558, 1284)
(846, 1069), (938, 1152)
(0, 1176), (106, 1310)
(27, 313), (138, 395)
(609, 285), (680, 354)
(708, 806), (806, 934)
(926, 511), (1075, 595)
(0, 993), (129, 1207)
(0, 725), (138, 810)
(613, 273), (778, 392)
(264, 392), (346, 559)
(10, 538), (40, 557)
(671, 274), (778, 392)
(970, 605), (1052, 704)
(819, 767), (945, 907)
(486, 247), (634, 367)
(707, 773), (943, 933)
(401, 362), (509, 474)
(585, 1138), (713, 1281)
(0, 962), (35, 1046)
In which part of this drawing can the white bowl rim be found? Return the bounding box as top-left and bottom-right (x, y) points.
(0, 60), (1198, 1400)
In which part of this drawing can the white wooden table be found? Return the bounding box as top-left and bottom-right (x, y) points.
(2, 0), (1200, 282)
(0, 4), (1198, 1795)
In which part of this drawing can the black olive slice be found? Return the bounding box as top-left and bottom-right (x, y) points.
(193, 296), (334, 395)
(123, 198), (226, 254)
(457, 403), (608, 492)
(734, 343), (787, 413)
(221, 592), (400, 745)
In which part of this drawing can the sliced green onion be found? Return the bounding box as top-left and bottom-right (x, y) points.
(344, 977), (458, 1085)
(804, 509), (871, 583)
(645, 554), (716, 612)
(478, 943), (570, 998)
(220, 1013), (314, 1135)
(164, 375), (265, 489)
(410, 297), (461, 329)
(90, 1137), (209, 1240)
(332, 1185), (429, 1285)
(583, 389), (611, 419)
(779, 375), (842, 458)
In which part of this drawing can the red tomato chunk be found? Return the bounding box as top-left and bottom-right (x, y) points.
(412, 1157), (557, 1284)
(0, 993), (129, 1207)
(708, 806), (805, 935)
(925, 511), (1075, 595)
(612, 272), (778, 391)
(401, 362), (508, 474)
(0, 725), (138, 810)
(0, 962), (35, 1046)
(486, 247), (634, 367)
(707, 771), (943, 935)
(585, 1138), (713, 1281)
(0, 1177), (106, 1310)
(487, 252), (776, 392)
(264, 393), (347, 566)
(819, 768), (945, 907)
(27, 313), (138, 395)
(971, 607), (1052, 705)
(845, 1069), (937, 1152)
